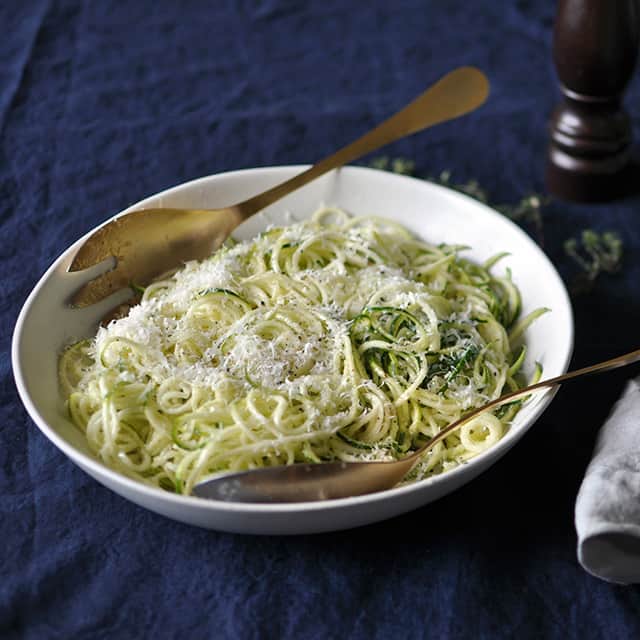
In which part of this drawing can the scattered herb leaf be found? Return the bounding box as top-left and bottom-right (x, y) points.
(564, 230), (623, 293)
(369, 156), (416, 176)
(496, 194), (548, 246)
(430, 169), (489, 203)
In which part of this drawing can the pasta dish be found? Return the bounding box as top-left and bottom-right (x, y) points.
(60, 207), (544, 495)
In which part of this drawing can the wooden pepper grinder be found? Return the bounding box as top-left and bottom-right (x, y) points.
(547, 0), (639, 201)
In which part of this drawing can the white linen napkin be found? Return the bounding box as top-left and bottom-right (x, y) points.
(575, 378), (640, 584)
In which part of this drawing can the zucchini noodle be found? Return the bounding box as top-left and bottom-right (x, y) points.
(60, 207), (545, 495)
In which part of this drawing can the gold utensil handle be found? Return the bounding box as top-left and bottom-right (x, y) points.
(412, 347), (640, 461)
(238, 66), (489, 218)
(67, 66), (490, 309)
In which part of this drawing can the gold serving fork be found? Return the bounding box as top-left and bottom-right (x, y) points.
(68, 67), (489, 306)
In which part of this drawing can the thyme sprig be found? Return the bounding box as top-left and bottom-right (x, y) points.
(496, 195), (547, 246)
(564, 230), (623, 293)
(368, 156), (416, 176)
(430, 169), (489, 203)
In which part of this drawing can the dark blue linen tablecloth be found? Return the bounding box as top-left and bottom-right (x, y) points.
(3, 1), (640, 637)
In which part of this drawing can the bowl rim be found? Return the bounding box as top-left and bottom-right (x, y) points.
(12, 164), (575, 514)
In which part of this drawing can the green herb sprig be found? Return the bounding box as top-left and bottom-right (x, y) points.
(368, 156), (416, 176)
(564, 230), (623, 293)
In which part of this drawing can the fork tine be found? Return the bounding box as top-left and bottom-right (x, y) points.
(69, 265), (132, 307)
(67, 207), (242, 307)
(68, 220), (127, 272)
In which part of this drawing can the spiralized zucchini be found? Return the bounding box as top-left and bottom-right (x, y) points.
(60, 207), (545, 495)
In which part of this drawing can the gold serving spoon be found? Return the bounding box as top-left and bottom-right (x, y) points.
(68, 66), (489, 306)
(192, 348), (640, 503)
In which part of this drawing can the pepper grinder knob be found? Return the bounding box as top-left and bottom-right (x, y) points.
(546, 0), (639, 201)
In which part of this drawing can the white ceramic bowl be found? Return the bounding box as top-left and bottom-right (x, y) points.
(12, 166), (574, 535)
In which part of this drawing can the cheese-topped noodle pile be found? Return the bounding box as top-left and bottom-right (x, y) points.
(60, 207), (544, 495)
